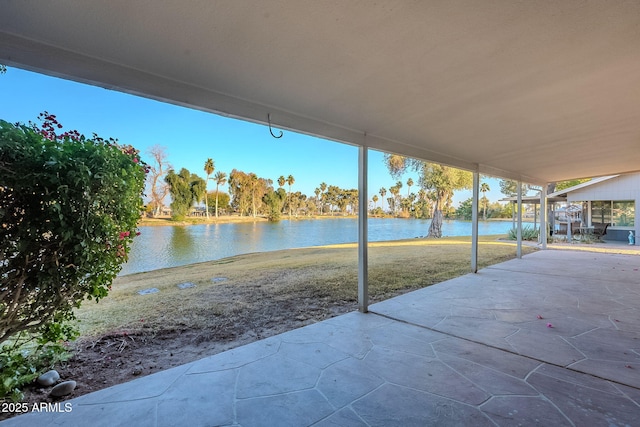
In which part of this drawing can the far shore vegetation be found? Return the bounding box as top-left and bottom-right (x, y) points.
(147, 145), (588, 239)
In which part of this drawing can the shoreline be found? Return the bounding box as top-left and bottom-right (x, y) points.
(138, 214), (361, 226)
(138, 215), (532, 227)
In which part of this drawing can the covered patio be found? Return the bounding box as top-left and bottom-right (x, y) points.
(3, 249), (640, 426)
(2, 1), (640, 424)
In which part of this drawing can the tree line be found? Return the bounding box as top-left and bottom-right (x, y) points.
(145, 145), (582, 237)
(144, 145), (360, 221)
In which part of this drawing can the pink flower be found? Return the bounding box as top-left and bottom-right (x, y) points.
(546, 323), (553, 328)
(537, 314), (543, 319)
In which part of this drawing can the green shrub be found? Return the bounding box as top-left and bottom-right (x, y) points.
(0, 113), (146, 357)
(0, 332), (73, 402)
(507, 225), (539, 241)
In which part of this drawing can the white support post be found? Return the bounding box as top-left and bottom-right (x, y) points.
(517, 181), (523, 258)
(540, 185), (547, 249)
(471, 172), (479, 273)
(632, 198), (640, 246)
(358, 145), (369, 313)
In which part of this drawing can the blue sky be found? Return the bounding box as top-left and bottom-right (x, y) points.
(0, 67), (505, 206)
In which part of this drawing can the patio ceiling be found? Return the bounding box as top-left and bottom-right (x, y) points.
(1, 1), (640, 185)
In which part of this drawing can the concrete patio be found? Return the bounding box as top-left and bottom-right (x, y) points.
(2, 249), (640, 426)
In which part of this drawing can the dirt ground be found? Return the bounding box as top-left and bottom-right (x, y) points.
(17, 294), (357, 414)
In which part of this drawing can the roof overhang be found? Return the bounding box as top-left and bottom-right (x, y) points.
(2, 1), (640, 185)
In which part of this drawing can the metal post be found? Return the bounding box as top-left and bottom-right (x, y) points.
(358, 145), (369, 313)
(471, 172), (479, 273)
(540, 185), (547, 249)
(517, 181), (522, 258)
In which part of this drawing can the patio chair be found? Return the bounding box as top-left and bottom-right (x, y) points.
(592, 222), (610, 241)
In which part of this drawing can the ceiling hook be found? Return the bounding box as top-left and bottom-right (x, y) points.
(268, 113), (283, 139)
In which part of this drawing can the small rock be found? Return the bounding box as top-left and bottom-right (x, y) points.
(37, 370), (60, 386)
(50, 381), (77, 397)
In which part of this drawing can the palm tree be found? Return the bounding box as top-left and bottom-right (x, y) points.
(250, 173), (259, 217)
(286, 175), (295, 218)
(389, 185), (400, 215)
(213, 171), (227, 218)
(407, 177), (414, 197)
(379, 187), (387, 213)
(480, 182), (490, 221)
(372, 194), (379, 214)
(314, 188), (321, 213)
(278, 175), (285, 188)
(320, 182), (327, 215)
(203, 158), (215, 220)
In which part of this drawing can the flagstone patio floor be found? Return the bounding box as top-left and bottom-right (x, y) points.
(2, 249), (640, 426)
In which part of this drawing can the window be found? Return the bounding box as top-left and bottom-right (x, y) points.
(613, 200), (635, 227)
(591, 201), (611, 225)
(591, 200), (635, 227)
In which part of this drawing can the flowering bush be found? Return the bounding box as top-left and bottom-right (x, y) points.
(0, 113), (147, 347)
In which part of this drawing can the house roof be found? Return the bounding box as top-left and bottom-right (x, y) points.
(2, 1), (640, 184)
(547, 175), (619, 198)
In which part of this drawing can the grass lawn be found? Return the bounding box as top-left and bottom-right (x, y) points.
(74, 235), (535, 338)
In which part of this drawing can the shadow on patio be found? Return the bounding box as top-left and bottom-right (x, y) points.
(2, 249), (640, 426)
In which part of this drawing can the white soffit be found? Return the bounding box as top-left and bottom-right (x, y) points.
(1, 1), (640, 185)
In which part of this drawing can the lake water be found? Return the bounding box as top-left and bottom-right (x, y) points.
(120, 218), (518, 275)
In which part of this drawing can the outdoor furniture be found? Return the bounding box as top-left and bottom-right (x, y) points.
(592, 222), (610, 241)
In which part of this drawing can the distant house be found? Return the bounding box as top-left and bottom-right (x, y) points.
(548, 174), (638, 243)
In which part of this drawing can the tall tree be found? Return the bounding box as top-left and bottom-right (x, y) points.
(228, 169), (270, 216)
(379, 187), (387, 213)
(286, 174), (295, 218)
(278, 175), (286, 188)
(385, 154), (472, 237)
(314, 187), (321, 213)
(146, 145), (172, 216)
(263, 188), (287, 221)
(229, 169), (252, 216)
(407, 177), (414, 197)
(555, 178), (590, 191)
(203, 158), (215, 220)
(372, 194), (379, 212)
(213, 171), (227, 218)
(320, 182), (327, 214)
(165, 168), (206, 220)
(480, 182), (490, 221)
(249, 173), (260, 218)
(388, 184), (400, 215)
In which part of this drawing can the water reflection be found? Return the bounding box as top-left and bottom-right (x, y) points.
(121, 219), (516, 276)
(169, 226), (195, 266)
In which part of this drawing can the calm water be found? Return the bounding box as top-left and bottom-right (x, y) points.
(120, 218), (516, 275)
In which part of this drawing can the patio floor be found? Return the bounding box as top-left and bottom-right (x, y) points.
(2, 249), (640, 426)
